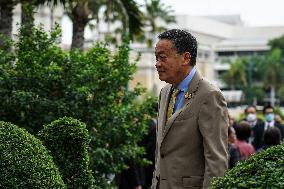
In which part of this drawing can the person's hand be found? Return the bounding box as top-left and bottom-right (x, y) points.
(135, 186), (142, 189)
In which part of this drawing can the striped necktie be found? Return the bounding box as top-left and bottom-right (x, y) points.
(167, 88), (180, 121)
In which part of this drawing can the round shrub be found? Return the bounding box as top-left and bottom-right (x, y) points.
(210, 143), (284, 188)
(38, 117), (95, 189)
(0, 121), (66, 189)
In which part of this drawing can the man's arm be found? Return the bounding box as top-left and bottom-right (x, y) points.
(198, 90), (228, 188)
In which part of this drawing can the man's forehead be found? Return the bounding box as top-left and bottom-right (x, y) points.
(247, 107), (256, 112)
(265, 108), (274, 112)
(155, 39), (175, 53)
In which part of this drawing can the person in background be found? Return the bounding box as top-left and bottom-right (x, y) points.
(228, 114), (237, 128)
(257, 127), (281, 152)
(263, 105), (284, 137)
(254, 105), (284, 150)
(228, 126), (241, 168)
(234, 121), (255, 160)
(115, 159), (144, 189)
(140, 118), (157, 189)
(243, 105), (264, 148)
(116, 117), (157, 189)
(274, 114), (283, 128)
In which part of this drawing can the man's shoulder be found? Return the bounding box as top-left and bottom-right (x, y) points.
(201, 78), (221, 90)
(198, 78), (223, 97)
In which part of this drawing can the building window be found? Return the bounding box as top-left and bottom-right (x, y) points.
(217, 51), (234, 57)
(204, 51), (210, 59)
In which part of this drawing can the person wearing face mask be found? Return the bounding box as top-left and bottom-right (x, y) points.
(243, 105), (264, 149)
(254, 105), (284, 150)
(244, 105), (259, 126)
(246, 112), (257, 123)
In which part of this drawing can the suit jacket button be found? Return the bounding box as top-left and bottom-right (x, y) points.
(161, 154), (164, 158)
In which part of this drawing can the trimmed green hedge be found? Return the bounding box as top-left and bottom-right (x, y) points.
(39, 117), (95, 189)
(0, 121), (66, 189)
(210, 143), (284, 188)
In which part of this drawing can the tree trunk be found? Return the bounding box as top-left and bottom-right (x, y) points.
(270, 85), (276, 106)
(71, 18), (87, 51)
(0, 2), (14, 48)
(21, 1), (35, 26)
(146, 20), (156, 48)
(70, 3), (90, 51)
(50, 8), (54, 30)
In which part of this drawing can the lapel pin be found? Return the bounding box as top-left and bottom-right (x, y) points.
(184, 92), (192, 100)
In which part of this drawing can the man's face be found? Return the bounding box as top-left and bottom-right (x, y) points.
(155, 39), (189, 85)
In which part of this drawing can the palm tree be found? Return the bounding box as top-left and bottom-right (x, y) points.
(20, 0), (68, 26)
(144, 0), (176, 47)
(269, 35), (284, 103)
(221, 58), (248, 89)
(16, 0), (144, 50)
(261, 49), (284, 106)
(67, 1), (93, 51)
(67, 0), (144, 50)
(101, 0), (144, 44)
(221, 57), (263, 104)
(20, 0), (35, 26)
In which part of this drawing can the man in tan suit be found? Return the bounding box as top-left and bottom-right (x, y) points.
(152, 29), (228, 189)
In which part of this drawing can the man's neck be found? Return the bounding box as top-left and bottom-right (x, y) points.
(173, 67), (192, 87)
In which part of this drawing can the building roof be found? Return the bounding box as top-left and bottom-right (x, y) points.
(203, 14), (244, 26)
(170, 14), (235, 39)
(216, 38), (269, 51)
(171, 14), (284, 51)
(232, 26), (284, 40)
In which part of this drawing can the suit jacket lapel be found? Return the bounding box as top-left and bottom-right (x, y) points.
(161, 71), (202, 142)
(159, 84), (172, 132)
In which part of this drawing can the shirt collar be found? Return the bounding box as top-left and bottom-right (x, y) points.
(177, 66), (197, 92)
(265, 121), (274, 128)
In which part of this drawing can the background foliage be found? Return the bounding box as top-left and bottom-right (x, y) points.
(0, 121), (66, 189)
(221, 34), (284, 105)
(0, 23), (157, 187)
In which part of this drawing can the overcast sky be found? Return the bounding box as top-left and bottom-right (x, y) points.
(62, 0), (284, 44)
(161, 0), (284, 26)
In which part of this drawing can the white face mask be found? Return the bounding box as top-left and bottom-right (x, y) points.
(246, 113), (256, 122)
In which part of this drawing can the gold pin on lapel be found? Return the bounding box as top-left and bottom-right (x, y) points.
(184, 92), (192, 100)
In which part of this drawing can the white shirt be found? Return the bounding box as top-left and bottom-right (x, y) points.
(264, 121), (275, 131)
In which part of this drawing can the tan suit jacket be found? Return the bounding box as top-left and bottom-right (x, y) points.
(152, 72), (228, 189)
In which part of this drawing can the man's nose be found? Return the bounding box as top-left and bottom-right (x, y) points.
(155, 60), (161, 68)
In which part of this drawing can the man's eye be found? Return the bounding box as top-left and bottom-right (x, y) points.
(155, 54), (167, 61)
(160, 55), (166, 60)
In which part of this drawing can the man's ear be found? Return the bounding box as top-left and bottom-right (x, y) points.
(183, 52), (191, 65)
